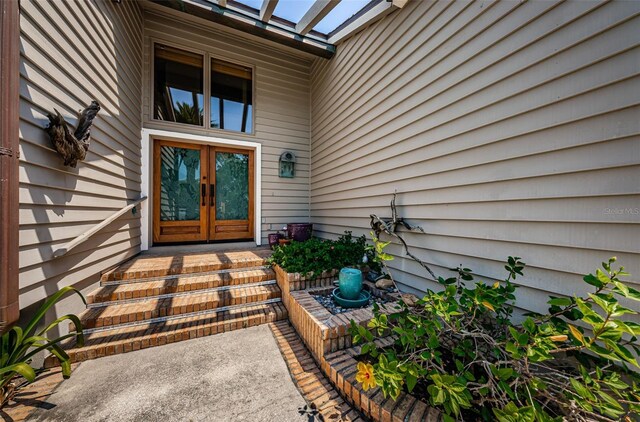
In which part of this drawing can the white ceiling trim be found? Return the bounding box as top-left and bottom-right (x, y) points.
(328, 0), (406, 45)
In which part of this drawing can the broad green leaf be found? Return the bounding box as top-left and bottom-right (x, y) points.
(570, 378), (594, 401)
(406, 373), (417, 392)
(0, 362), (36, 382)
(24, 286), (86, 336)
(612, 281), (629, 297)
(596, 268), (611, 285)
(547, 297), (572, 307)
(583, 274), (603, 288)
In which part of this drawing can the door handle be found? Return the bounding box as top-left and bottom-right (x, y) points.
(210, 184), (215, 207)
(201, 183), (206, 206)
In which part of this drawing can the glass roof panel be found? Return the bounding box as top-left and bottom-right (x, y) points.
(234, 0), (263, 10)
(313, 0), (370, 34)
(273, 0), (316, 23)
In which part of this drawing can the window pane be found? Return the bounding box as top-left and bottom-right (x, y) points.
(159, 146), (201, 221)
(154, 44), (204, 126)
(215, 152), (249, 220)
(211, 59), (253, 133)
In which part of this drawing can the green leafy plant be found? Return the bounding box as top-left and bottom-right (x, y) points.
(267, 231), (377, 278)
(350, 235), (640, 422)
(1, 286), (85, 408)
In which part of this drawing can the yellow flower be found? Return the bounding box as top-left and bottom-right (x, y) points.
(356, 362), (376, 391)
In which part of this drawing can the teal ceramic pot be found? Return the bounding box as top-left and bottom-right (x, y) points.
(338, 268), (363, 300)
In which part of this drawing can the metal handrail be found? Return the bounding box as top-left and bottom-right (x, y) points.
(52, 196), (147, 259)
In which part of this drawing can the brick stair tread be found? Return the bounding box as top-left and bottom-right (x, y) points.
(46, 303), (288, 367)
(78, 284), (282, 329)
(101, 248), (272, 281)
(88, 268), (276, 303)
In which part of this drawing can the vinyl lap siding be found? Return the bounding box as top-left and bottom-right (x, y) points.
(18, 0), (143, 310)
(143, 11), (313, 243)
(310, 0), (640, 314)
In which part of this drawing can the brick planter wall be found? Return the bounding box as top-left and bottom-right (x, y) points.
(273, 263), (437, 420)
(288, 287), (398, 364)
(324, 345), (441, 422)
(273, 264), (338, 303)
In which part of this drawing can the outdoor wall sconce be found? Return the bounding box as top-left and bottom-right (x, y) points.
(45, 101), (101, 168)
(279, 151), (295, 178)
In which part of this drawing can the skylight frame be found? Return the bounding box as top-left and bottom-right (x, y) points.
(150, 0), (408, 58)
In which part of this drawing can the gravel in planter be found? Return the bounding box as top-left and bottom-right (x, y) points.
(310, 291), (394, 315)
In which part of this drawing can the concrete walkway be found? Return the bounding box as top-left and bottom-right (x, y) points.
(28, 325), (308, 422)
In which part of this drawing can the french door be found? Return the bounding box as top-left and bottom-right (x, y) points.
(153, 140), (254, 243)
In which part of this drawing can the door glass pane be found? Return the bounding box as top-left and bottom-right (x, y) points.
(211, 59), (253, 133)
(154, 44), (204, 126)
(215, 152), (249, 220)
(160, 146), (201, 221)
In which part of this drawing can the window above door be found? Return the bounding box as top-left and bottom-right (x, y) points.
(153, 43), (254, 135)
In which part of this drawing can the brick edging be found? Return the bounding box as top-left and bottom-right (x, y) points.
(324, 348), (441, 422)
(273, 264), (438, 422)
(268, 321), (365, 422)
(0, 365), (79, 421)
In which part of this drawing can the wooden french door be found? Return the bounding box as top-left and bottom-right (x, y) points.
(153, 140), (254, 244)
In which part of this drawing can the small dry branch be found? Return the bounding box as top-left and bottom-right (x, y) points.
(370, 192), (436, 279)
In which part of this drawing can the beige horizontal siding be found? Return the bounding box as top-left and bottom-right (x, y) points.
(142, 10), (313, 240)
(18, 0), (143, 310)
(310, 0), (640, 315)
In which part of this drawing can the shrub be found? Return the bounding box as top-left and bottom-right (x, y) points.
(1, 286), (85, 408)
(351, 244), (640, 421)
(267, 231), (377, 277)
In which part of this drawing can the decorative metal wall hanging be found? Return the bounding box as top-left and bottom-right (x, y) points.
(45, 101), (101, 168)
(279, 151), (295, 178)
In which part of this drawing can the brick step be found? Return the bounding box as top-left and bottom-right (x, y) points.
(100, 248), (273, 282)
(45, 302), (288, 368)
(77, 284), (282, 330)
(88, 267), (275, 304)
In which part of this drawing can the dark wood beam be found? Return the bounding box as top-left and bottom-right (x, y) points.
(0, 0), (21, 334)
(151, 0), (335, 58)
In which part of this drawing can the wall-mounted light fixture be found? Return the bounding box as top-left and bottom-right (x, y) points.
(279, 151), (295, 178)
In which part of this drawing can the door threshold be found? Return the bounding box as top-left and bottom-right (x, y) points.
(144, 241), (259, 255)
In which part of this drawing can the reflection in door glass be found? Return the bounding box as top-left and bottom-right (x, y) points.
(160, 146), (201, 221)
(215, 152), (249, 220)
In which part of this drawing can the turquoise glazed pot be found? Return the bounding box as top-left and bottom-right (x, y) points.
(338, 268), (363, 300)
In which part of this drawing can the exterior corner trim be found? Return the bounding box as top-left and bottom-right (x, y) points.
(0, 0), (20, 333)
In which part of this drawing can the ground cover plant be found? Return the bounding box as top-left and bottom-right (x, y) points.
(267, 231), (377, 277)
(1, 287), (85, 408)
(351, 240), (640, 421)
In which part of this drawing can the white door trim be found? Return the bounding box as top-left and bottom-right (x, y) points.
(140, 128), (262, 250)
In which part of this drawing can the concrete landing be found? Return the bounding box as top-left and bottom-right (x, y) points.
(29, 325), (308, 422)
